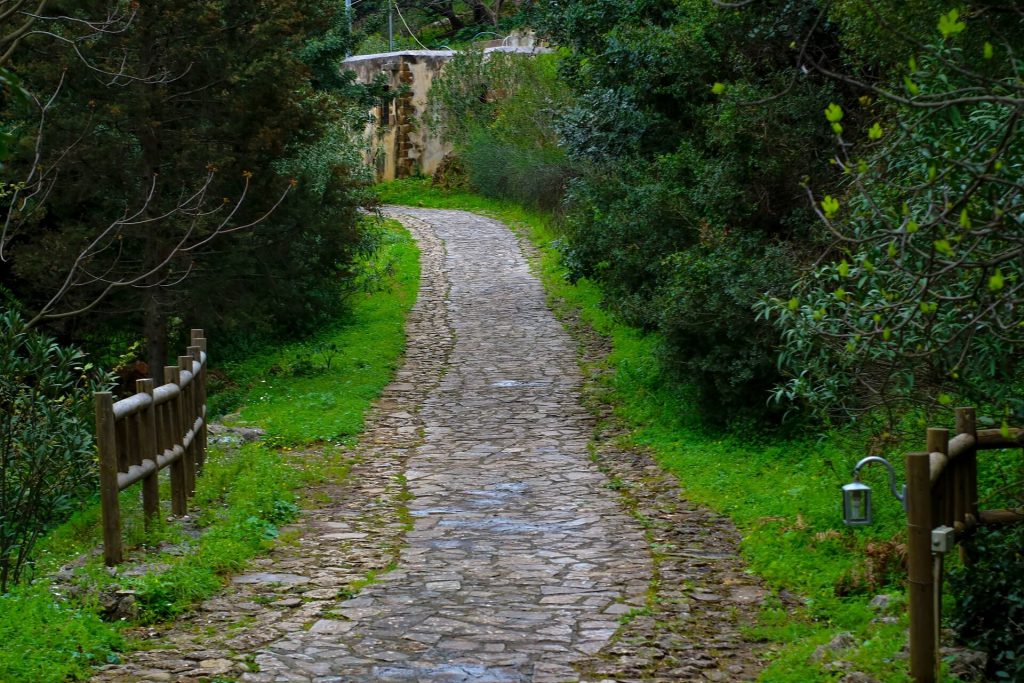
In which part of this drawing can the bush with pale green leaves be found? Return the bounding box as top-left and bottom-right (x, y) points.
(761, 22), (1024, 426)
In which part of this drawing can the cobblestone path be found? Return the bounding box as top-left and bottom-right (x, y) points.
(93, 208), (765, 683)
(249, 208), (651, 682)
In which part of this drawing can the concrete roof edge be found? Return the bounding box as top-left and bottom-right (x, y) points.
(342, 46), (553, 66)
(342, 50), (456, 65)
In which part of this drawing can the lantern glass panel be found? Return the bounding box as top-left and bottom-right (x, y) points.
(843, 481), (872, 525)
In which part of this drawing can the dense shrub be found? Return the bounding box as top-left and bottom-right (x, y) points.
(0, 309), (110, 591)
(428, 50), (573, 211)
(655, 235), (796, 421)
(949, 524), (1024, 681)
(762, 16), (1024, 424)
(536, 0), (836, 422)
(462, 129), (570, 211)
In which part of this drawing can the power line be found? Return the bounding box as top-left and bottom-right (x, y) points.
(392, 1), (431, 51)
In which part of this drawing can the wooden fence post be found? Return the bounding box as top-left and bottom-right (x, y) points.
(927, 427), (950, 526)
(191, 330), (207, 472)
(95, 392), (122, 566)
(179, 355), (197, 496)
(188, 344), (204, 473)
(137, 378), (160, 527)
(926, 427), (949, 675)
(955, 407), (977, 564)
(165, 365), (188, 516)
(907, 451), (936, 682)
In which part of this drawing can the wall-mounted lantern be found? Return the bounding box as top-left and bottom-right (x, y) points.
(842, 456), (907, 526)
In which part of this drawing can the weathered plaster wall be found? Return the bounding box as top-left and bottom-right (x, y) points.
(343, 51), (453, 182)
(342, 41), (553, 182)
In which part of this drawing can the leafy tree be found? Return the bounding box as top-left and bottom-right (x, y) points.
(762, 8), (1024, 425)
(2, 0), (377, 368)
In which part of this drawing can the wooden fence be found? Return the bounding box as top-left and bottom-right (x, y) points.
(94, 329), (208, 566)
(906, 407), (1024, 682)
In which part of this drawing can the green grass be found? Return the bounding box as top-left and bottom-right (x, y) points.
(0, 217), (419, 682)
(208, 223), (420, 444)
(0, 584), (123, 683)
(376, 178), (948, 682)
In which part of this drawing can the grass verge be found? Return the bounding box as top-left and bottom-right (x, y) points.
(376, 178), (949, 682)
(0, 217), (419, 682)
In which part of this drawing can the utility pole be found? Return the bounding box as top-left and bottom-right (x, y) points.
(388, 0), (395, 52)
(345, 0), (352, 56)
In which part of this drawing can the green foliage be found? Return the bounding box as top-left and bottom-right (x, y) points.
(0, 583), (122, 682)
(427, 51), (574, 211)
(350, 0), (530, 51)
(532, 0), (837, 423)
(763, 30), (1024, 422)
(655, 235), (796, 420)
(3, 0), (378, 369)
(461, 129), (569, 212)
(949, 524), (1024, 681)
(0, 308), (111, 591)
(207, 221), (419, 443)
(130, 443), (306, 622)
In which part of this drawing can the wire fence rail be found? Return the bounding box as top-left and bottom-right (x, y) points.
(906, 407), (1023, 682)
(94, 328), (208, 566)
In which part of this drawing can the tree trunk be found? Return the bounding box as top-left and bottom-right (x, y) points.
(138, 6), (166, 382)
(438, 5), (464, 32)
(143, 290), (167, 382)
(470, 1), (487, 25)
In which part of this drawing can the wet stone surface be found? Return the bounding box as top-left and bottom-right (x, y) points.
(93, 208), (767, 683)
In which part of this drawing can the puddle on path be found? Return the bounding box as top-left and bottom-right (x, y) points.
(372, 664), (525, 682)
(489, 379), (552, 388)
(435, 517), (593, 534)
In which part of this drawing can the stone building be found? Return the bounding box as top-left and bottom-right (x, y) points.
(342, 39), (549, 182)
(343, 50), (454, 181)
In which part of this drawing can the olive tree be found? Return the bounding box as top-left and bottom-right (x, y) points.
(0, 309), (111, 591)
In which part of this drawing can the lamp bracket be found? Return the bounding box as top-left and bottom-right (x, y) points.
(853, 456), (907, 510)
